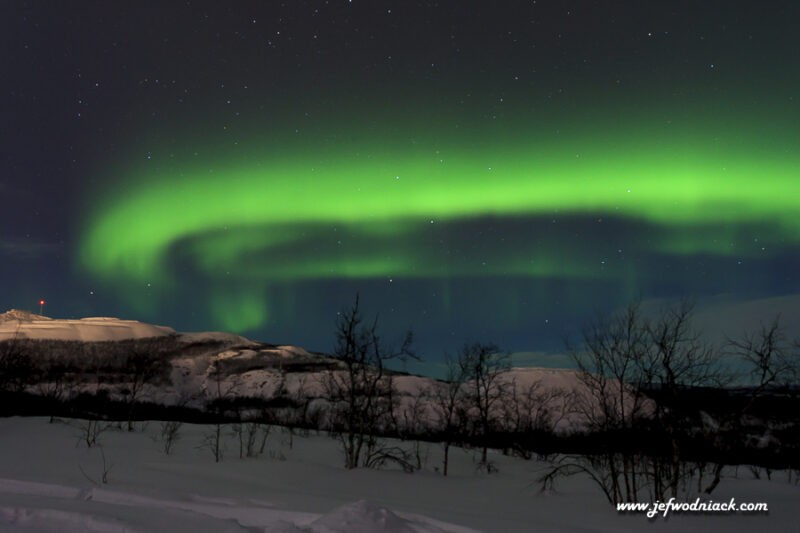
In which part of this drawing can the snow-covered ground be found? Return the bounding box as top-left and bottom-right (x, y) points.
(0, 417), (797, 532)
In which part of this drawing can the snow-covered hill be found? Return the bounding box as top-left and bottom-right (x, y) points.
(0, 310), (175, 342)
(1, 310), (634, 432)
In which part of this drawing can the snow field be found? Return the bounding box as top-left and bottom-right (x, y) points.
(0, 417), (797, 532)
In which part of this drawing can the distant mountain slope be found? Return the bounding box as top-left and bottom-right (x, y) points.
(0, 309), (175, 342)
(1, 310), (634, 433)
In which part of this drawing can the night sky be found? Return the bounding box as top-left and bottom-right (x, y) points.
(2, 1), (798, 366)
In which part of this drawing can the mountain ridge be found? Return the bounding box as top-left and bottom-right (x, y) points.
(1, 309), (615, 434)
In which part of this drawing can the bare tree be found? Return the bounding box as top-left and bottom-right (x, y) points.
(543, 301), (725, 504)
(275, 373), (308, 449)
(78, 446), (113, 485)
(201, 360), (239, 463)
(431, 354), (468, 476)
(155, 395), (192, 456)
(158, 419), (182, 455)
(714, 316), (800, 493)
(570, 302), (652, 503)
(458, 342), (510, 471)
(0, 323), (32, 394)
(323, 294), (413, 470)
(121, 347), (170, 431)
(397, 388), (431, 471)
(500, 378), (565, 460)
(76, 419), (109, 449)
(34, 354), (74, 422)
(728, 316), (797, 397)
(641, 300), (723, 499)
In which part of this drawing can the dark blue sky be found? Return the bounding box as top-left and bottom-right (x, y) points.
(1, 1), (798, 363)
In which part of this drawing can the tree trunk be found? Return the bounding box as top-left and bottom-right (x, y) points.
(443, 442), (450, 476)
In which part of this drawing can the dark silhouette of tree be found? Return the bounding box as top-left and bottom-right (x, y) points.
(458, 342), (510, 471)
(570, 301), (652, 503)
(324, 294), (414, 470)
(431, 353), (468, 476)
(728, 315), (797, 397)
(641, 300), (723, 499)
(201, 360), (239, 463)
(121, 344), (172, 431)
(0, 323), (32, 393)
(542, 300), (726, 504)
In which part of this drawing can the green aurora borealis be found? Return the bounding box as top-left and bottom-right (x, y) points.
(5, 1), (799, 357)
(79, 102), (799, 333)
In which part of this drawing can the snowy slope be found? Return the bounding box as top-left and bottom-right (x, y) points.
(0, 310), (175, 342)
(2, 310), (634, 432)
(0, 417), (797, 532)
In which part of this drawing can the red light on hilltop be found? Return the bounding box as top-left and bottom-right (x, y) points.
(39, 300), (45, 306)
